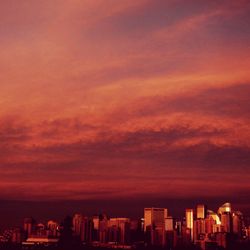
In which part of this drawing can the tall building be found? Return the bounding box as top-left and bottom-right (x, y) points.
(218, 203), (232, 233)
(92, 215), (100, 241)
(165, 216), (174, 231)
(205, 216), (216, 234)
(108, 218), (130, 245)
(92, 216), (100, 231)
(130, 219), (144, 243)
(185, 209), (194, 241)
(81, 217), (93, 243)
(197, 204), (207, 219)
(221, 213), (231, 233)
(194, 219), (205, 242)
(35, 223), (46, 236)
(232, 211), (243, 237)
(72, 214), (93, 242)
(144, 208), (168, 232)
(23, 218), (35, 237)
(175, 220), (182, 236)
(72, 214), (83, 236)
(99, 214), (108, 243)
(118, 218), (131, 245)
(47, 220), (59, 237)
(11, 228), (23, 244)
(144, 207), (167, 246)
(218, 203), (231, 215)
(207, 210), (221, 226)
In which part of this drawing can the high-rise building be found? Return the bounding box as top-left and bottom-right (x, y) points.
(23, 218), (35, 237)
(144, 208), (167, 232)
(194, 219), (205, 242)
(92, 216), (99, 231)
(207, 210), (221, 225)
(165, 216), (174, 231)
(81, 217), (93, 243)
(36, 223), (46, 236)
(99, 214), (108, 243)
(221, 213), (231, 233)
(72, 214), (93, 242)
(185, 209), (194, 241)
(144, 208), (167, 246)
(197, 204), (207, 219)
(130, 219), (144, 243)
(108, 218), (130, 245)
(232, 211), (243, 237)
(47, 220), (59, 237)
(175, 220), (182, 236)
(205, 217), (214, 234)
(218, 203), (231, 215)
(11, 228), (23, 244)
(92, 215), (100, 241)
(218, 203), (232, 233)
(72, 214), (83, 236)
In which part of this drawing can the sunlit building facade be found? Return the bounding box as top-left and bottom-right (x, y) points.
(232, 211), (243, 237)
(144, 207), (168, 246)
(185, 209), (194, 241)
(197, 204), (207, 219)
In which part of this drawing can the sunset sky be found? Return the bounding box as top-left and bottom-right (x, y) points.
(0, 0), (250, 218)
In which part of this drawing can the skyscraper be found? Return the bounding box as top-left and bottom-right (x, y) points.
(197, 204), (207, 219)
(47, 220), (59, 237)
(108, 218), (130, 245)
(99, 214), (108, 243)
(221, 213), (231, 233)
(185, 209), (194, 241)
(23, 218), (35, 237)
(165, 216), (174, 231)
(218, 203), (231, 215)
(144, 208), (168, 232)
(72, 214), (83, 236)
(232, 211), (243, 237)
(92, 215), (100, 241)
(194, 218), (205, 242)
(144, 208), (168, 246)
(218, 203), (232, 233)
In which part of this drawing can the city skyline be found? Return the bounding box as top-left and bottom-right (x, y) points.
(1, 201), (249, 250)
(0, 199), (249, 233)
(0, 0), (250, 227)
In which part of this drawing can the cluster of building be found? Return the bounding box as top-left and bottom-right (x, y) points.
(0, 202), (249, 250)
(0, 218), (60, 248)
(143, 203), (249, 249)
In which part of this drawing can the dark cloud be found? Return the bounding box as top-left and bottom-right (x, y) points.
(23, 125), (225, 160)
(0, 105), (248, 209)
(1, 83), (249, 202)
(0, 119), (31, 144)
(176, 83), (250, 118)
(87, 0), (223, 39)
(38, 118), (98, 139)
(0, 118), (32, 161)
(0, 111), (248, 169)
(113, 83), (250, 120)
(1, 124), (248, 173)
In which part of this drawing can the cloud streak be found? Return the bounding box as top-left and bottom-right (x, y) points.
(0, 0), (249, 212)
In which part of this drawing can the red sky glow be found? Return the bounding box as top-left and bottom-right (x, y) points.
(0, 0), (250, 209)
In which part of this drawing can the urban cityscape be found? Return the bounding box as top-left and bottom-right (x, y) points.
(0, 202), (249, 250)
(1, 1), (250, 250)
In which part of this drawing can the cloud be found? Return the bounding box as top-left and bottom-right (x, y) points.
(0, 82), (250, 201)
(112, 83), (250, 120)
(0, 0), (249, 206)
(0, 117), (249, 198)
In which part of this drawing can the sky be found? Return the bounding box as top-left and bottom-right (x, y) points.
(0, 0), (250, 221)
